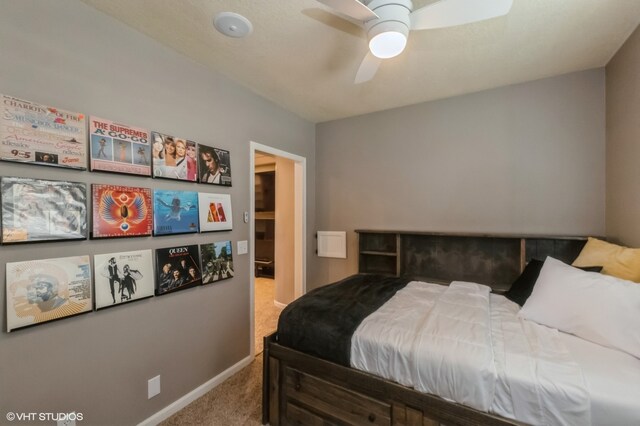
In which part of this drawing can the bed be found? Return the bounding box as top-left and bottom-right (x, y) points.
(262, 232), (640, 426)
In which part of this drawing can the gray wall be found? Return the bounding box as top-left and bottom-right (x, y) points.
(606, 25), (640, 246)
(314, 70), (606, 286)
(0, 1), (315, 424)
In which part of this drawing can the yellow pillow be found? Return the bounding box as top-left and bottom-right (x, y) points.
(572, 237), (640, 282)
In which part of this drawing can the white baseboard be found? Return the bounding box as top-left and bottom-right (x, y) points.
(273, 300), (287, 309)
(137, 354), (254, 426)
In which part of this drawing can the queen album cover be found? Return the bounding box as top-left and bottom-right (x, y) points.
(155, 245), (201, 295)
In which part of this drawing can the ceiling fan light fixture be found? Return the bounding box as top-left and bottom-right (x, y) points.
(367, 19), (410, 59)
(369, 30), (407, 59)
(317, 0), (515, 84)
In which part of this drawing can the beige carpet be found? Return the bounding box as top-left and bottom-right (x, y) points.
(161, 278), (282, 425)
(254, 278), (283, 354)
(160, 354), (263, 426)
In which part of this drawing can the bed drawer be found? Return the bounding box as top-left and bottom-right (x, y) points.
(286, 401), (338, 426)
(284, 366), (391, 425)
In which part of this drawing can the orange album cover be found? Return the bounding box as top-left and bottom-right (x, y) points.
(92, 184), (152, 238)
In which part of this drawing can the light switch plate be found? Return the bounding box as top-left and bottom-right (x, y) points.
(237, 240), (248, 255)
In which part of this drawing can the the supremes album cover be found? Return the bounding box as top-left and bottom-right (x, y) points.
(153, 190), (199, 235)
(6, 255), (92, 332)
(0, 94), (87, 169)
(155, 245), (202, 295)
(1, 177), (87, 244)
(89, 116), (151, 176)
(94, 250), (154, 309)
(92, 184), (152, 238)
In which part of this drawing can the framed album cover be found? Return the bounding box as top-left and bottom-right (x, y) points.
(6, 255), (92, 332)
(1, 177), (87, 244)
(89, 116), (151, 176)
(153, 190), (199, 235)
(197, 192), (233, 232)
(94, 249), (154, 309)
(200, 241), (234, 285)
(151, 131), (197, 182)
(92, 184), (152, 238)
(197, 144), (231, 186)
(0, 94), (87, 169)
(155, 245), (202, 295)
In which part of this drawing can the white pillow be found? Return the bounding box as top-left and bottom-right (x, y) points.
(519, 256), (640, 359)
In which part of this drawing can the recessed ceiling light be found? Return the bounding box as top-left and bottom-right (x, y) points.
(213, 12), (253, 38)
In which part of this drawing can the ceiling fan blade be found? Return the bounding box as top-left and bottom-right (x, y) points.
(355, 51), (382, 84)
(410, 0), (513, 30)
(302, 8), (365, 38)
(316, 0), (379, 22)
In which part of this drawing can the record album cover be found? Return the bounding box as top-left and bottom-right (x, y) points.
(0, 94), (87, 169)
(197, 144), (231, 186)
(153, 190), (199, 235)
(198, 192), (232, 232)
(89, 116), (151, 176)
(1, 177), (87, 244)
(200, 241), (234, 284)
(151, 131), (197, 182)
(6, 255), (92, 331)
(155, 245), (201, 295)
(94, 249), (154, 309)
(92, 184), (152, 238)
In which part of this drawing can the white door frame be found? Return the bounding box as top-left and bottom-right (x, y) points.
(249, 141), (306, 357)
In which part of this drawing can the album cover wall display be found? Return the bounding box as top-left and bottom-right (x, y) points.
(155, 245), (202, 295)
(197, 144), (232, 186)
(94, 250), (154, 309)
(1, 177), (87, 244)
(151, 131), (197, 182)
(6, 255), (92, 332)
(153, 190), (199, 235)
(197, 192), (233, 232)
(0, 94), (87, 169)
(89, 116), (151, 176)
(92, 184), (152, 238)
(200, 241), (234, 284)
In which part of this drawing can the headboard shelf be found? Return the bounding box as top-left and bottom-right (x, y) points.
(355, 229), (590, 241)
(356, 230), (591, 292)
(360, 250), (397, 256)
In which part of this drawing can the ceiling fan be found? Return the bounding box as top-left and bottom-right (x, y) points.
(316, 0), (513, 83)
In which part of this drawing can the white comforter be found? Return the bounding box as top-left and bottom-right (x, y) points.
(350, 281), (591, 426)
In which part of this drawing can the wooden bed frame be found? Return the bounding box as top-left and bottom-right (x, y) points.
(263, 232), (589, 426)
(264, 333), (526, 426)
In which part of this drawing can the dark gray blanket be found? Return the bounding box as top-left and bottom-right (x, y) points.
(277, 274), (410, 366)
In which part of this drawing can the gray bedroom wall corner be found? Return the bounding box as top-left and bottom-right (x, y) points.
(606, 24), (640, 246)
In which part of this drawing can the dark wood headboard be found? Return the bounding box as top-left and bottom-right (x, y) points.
(356, 230), (590, 292)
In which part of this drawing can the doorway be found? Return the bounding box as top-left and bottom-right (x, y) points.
(250, 142), (306, 356)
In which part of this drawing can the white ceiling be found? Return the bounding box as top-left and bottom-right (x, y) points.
(80, 0), (640, 123)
